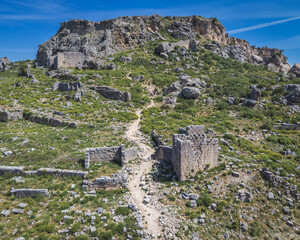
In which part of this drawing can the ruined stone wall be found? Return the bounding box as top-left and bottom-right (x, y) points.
(37, 168), (88, 178)
(122, 148), (138, 165)
(91, 86), (131, 102)
(0, 166), (24, 175)
(54, 52), (85, 69)
(154, 145), (172, 161)
(0, 109), (23, 122)
(23, 113), (77, 128)
(52, 81), (83, 91)
(85, 146), (137, 168)
(86, 171), (128, 189)
(11, 188), (49, 197)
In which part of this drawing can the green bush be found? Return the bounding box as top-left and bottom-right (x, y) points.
(115, 207), (131, 216)
(197, 193), (213, 207)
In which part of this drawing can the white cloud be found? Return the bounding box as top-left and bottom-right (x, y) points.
(227, 16), (300, 34)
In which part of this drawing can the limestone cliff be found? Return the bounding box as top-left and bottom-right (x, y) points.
(36, 14), (292, 73)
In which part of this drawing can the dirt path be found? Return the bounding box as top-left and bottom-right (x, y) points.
(125, 100), (163, 237)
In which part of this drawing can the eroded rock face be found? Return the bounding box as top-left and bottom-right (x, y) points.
(36, 14), (294, 72)
(181, 87), (201, 99)
(204, 40), (291, 72)
(289, 63), (300, 78)
(36, 15), (231, 69)
(0, 57), (11, 72)
(284, 84), (300, 105)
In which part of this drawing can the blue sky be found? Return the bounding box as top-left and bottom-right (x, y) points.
(0, 0), (299, 65)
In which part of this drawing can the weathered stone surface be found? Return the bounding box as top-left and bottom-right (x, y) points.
(155, 42), (171, 54)
(0, 109), (23, 122)
(154, 145), (172, 161)
(0, 57), (11, 72)
(289, 63), (300, 77)
(250, 86), (261, 100)
(91, 86), (131, 102)
(52, 81), (83, 91)
(37, 168), (88, 178)
(55, 52), (85, 69)
(155, 125), (218, 181)
(23, 112), (77, 128)
(260, 168), (299, 199)
(244, 99), (257, 108)
(36, 15), (291, 73)
(1, 210), (10, 217)
(89, 171), (128, 189)
(12, 208), (24, 214)
(0, 166), (24, 175)
(11, 188), (49, 197)
(284, 84), (300, 106)
(85, 145), (137, 168)
(180, 87), (201, 99)
(273, 123), (300, 131)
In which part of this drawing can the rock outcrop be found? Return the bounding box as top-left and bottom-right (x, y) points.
(0, 109), (23, 122)
(0, 57), (11, 72)
(36, 15), (294, 72)
(289, 63), (300, 77)
(91, 86), (131, 102)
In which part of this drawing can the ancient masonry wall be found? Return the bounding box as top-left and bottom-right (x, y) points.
(155, 125), (219, 181)
(54, 52), (85, 69)
(90, 86), (131, 102)
(154, 145), (172, 161)
(85, 145), (137, 168)
(11, 188), (49, 197)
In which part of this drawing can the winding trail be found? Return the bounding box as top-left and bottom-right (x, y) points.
(125, 100), (163, 237)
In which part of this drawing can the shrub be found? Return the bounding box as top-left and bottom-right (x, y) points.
(197, 193), (213, 207)
(115, 207), (131, 216)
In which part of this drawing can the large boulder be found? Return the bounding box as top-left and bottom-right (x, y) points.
(284, 84), (300, 105)
(289, 63), (300, 78)
(181, 87), (200, 99)
(155, 42), (171, 54)
(250, 86), (261, 100)
(0, 57), (11, 72)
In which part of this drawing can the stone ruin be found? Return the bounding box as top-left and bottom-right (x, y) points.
(52, 81), (83, 91)
(90, 86), (131, 102)
(0, 109), (23, 122)
(155, 125), (219, 180)
(11, 188), (49, 198)
(85, 145), (137, 168)
(54, 52), (85, 69)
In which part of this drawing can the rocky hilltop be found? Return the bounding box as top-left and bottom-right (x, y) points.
(37, 15), (296, 74)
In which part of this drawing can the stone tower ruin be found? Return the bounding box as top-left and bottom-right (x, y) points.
(155, 125), (219, 180)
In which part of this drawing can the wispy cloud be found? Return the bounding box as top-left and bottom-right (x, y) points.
(0, 48), (35, 53)
(266, 35), (300, 50)
(228, 16), (300, 34)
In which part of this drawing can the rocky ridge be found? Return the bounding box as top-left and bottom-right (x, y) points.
(36, 15), (298, 74)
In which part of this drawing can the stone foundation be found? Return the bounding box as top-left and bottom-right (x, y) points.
(37, 168), (88, 178)
(0, 166), (24, 175)
(23, 112), (77, 128)
(52, 81), (83, 91)
(86, 171), (128, 189)
(11, 188), (49, 197)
